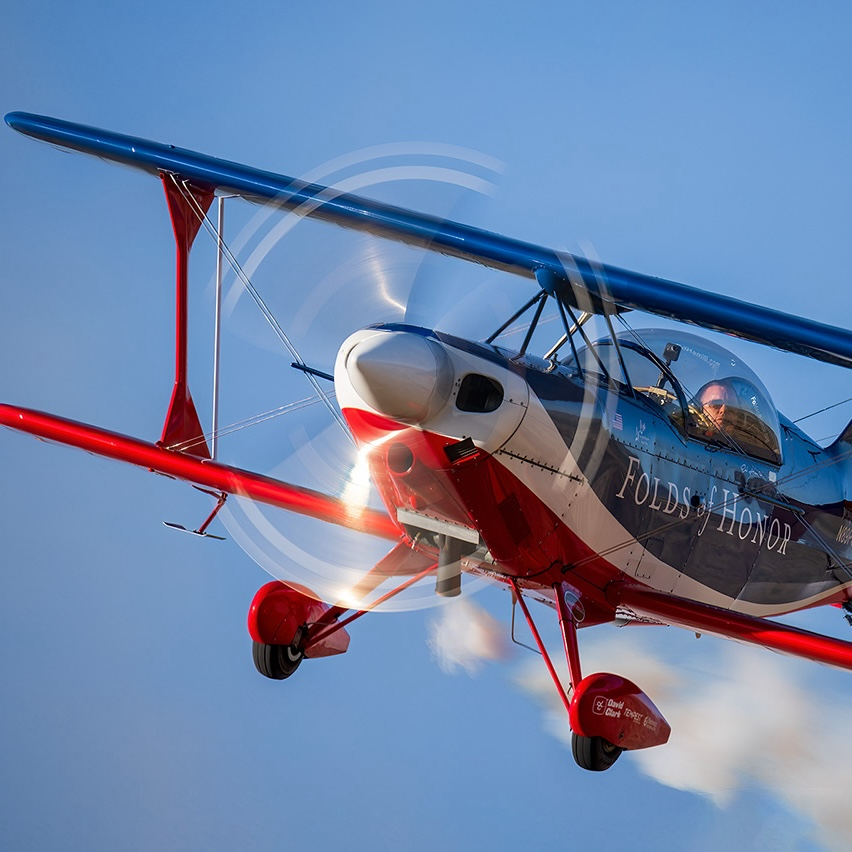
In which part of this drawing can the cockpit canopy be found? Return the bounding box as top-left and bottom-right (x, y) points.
(572, 329), (783, 464)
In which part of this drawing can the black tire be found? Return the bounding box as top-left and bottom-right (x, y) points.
(571, 733), (623, 772)
(252, 640), (303, 680)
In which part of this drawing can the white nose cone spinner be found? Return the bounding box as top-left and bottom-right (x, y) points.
(340, 330), (453, 423)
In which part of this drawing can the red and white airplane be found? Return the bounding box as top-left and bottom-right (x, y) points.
(4, 112), (852, 772)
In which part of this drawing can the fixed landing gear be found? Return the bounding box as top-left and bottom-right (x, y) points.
(252, 640), (304, 680)
(511, 579), (670, 773)
(248, 581), (351, 682)
(571, 733), (623, 772)
(247, 557), (438, 684)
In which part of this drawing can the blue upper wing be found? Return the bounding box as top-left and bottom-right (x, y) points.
(7, 110), (852, 369)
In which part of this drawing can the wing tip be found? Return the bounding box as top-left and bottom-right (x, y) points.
(5, 111), (29, 131)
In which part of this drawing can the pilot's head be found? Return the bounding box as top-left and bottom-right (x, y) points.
(697, 381), (733, 431)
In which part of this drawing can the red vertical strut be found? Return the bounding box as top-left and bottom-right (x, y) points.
(159, 174), (214, 458)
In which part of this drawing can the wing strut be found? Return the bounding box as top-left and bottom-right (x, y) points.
(211, 196), (226, 460)
(158, 173), (213, 458)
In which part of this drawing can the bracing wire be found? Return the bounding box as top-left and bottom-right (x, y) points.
(793, 396), (852, 424)
(169, 394), (325, 455)
(169, 176), (353, 444)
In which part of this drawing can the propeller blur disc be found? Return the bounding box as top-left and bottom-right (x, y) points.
(206, 143), (506, 611)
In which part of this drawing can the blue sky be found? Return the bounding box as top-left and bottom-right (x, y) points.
(2, 2), (852, 850)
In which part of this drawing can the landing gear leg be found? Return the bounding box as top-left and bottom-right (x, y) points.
(554, 582), (623, 771)
(511, 579), (624, 772)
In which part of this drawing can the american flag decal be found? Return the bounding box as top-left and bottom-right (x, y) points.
(612, 412), (623, 431)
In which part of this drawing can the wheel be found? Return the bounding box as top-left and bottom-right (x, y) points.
(252, 640), (304, 680)
(571, 733), (623, 772)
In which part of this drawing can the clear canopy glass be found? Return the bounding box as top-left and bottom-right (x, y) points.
(574, 328), (783, 464)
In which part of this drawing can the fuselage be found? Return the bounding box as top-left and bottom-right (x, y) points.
(335, 323), (852, 621)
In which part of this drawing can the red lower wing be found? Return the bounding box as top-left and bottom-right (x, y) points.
(0, 404), (401, 541)
(616, 586), (852, 671)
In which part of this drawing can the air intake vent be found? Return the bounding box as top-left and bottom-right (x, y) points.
(444, 437), (480, 465)
(456, 374), (503, 413)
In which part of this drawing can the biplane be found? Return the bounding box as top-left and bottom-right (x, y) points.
(4, 111), (852, 773)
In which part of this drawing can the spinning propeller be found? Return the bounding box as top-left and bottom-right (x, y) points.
(206, 144), (519, 612)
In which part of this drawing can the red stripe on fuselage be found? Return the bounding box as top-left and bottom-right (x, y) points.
(342, 406), (622, 624)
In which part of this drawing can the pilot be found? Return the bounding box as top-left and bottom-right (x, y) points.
(692, 377), (781, 462)
(695, 380), (736, 435)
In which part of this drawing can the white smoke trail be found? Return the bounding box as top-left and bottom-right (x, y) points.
(427, 597), (509, 675)
(514, 630), (852, 852)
